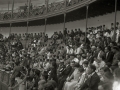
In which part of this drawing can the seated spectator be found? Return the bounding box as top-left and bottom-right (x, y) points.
(66, 45), (74, 55)
(80, 64), (100, 90)
(57, 60), (66, 77)
(96, 46), (105, 60)
(93, 57), (106, 72)
(86, 51), (94, 64)
(74, 68), (85, 90)
(104, 46), (114, 64)
(48, 61), (58, 83)
(82, 61), (89, 70)
(73, 45), (81, 55)
(32, 69), (40, 90)
(64, 63), (80, 90)
(66, 61), (75, 82)
(79, 54), (87, 66)
(58, 60), (72, 90)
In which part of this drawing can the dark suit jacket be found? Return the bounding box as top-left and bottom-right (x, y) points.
(60, 64), (72, 78)
(88, 56), (94, 64)
(92, 50), (98, 58)
(68, 68), (74, 77)
(105, 51), (114, 64)
(48, 67), (58, 83)
(81, 72), (100, 90)
(12, 66), (22, 78)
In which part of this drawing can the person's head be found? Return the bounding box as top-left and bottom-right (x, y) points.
(110, 42), (117, 47)
(94, 57), (101, 63)
(40, 72), (48, 81)
(111, 46), (119, 53)
(70, 61), (75, 67)
(78, 67), (84, 75)
(98, 85), (104, 90)
(97, 46), (102, 52)
(91, 46), (96, 51)
(82, 61), (88, 68)
(105, 46), (111, 53)
(100, 67), (111, 75)
(113, 68), (120, 81)
(86, 64), (96, 75)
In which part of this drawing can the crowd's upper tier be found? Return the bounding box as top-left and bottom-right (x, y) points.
(0, 0), (85, 21)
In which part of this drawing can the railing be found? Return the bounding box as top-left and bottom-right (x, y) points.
(0, 69), (12, 90)
(0, 0), (85, 21)
(0, 66), (28, 90)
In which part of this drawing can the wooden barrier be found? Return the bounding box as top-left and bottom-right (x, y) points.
(0, 70), (10, 90)
(0, 67), (28, 90)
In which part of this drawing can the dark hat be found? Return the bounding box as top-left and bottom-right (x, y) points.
(83, 61), (89, 65)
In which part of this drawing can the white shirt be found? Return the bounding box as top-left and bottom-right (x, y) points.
(47, 52), (51, 59)
(93, 61), (105, 72)
(74, 47), (81, 55)
(66, 46), (74, 54)
(79, 59), (87, 66)
(113, 81), (120, 90)
(104, 32), (111, 37)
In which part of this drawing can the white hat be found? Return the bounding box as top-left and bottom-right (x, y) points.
(73, 58), (79, 63)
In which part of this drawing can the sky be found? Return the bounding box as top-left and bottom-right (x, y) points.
(0, 0), (64, 11)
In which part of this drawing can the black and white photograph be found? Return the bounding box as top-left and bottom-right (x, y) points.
(0, 0), (120, 90)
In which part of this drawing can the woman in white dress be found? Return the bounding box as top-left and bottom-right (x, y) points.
(64, 63), (82, 90)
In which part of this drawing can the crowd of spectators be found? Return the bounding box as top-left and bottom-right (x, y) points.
(0, 22), (120, 90)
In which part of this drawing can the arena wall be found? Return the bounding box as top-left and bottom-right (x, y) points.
(1, 11), (120, 38)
